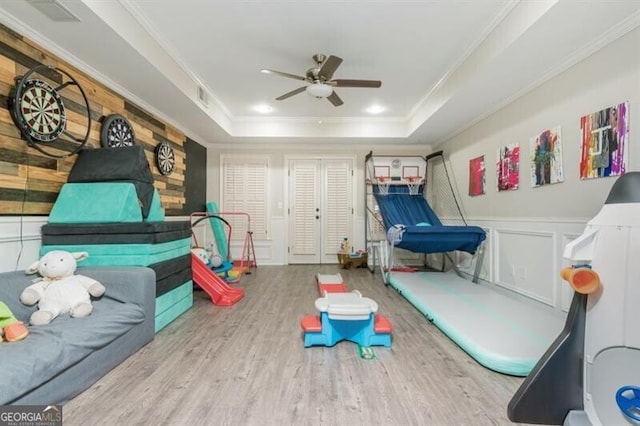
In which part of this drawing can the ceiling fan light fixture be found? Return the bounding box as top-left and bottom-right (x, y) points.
(306, 83), (333, 99)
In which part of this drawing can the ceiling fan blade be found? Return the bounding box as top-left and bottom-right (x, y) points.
(327, 91), (343, 107)
(261, 69), (307, 81)
(318, 55), (343, 80)
(332, 79), (382, 88)
(276, 86), (307, 101)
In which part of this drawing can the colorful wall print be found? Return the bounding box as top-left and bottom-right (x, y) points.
(530, 126), (564, 188)
(496, 143), (520, 191)
(469, 155), (485, 196)
(579, 102), (629, 179)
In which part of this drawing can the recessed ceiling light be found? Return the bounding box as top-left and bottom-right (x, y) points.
(366, 105), (385, 114)
(253, 104), (273, 114)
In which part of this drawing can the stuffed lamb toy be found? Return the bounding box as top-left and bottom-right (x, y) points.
(21, 251), (105, 325)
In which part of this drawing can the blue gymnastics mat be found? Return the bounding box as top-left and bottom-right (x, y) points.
(388, 271), (565, 376)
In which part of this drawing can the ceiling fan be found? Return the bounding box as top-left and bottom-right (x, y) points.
(261, 54), (382, 107)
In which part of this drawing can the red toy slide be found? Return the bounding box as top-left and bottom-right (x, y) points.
(191, 253), (244, 306)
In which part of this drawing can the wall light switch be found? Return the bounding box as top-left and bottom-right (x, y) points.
(277, 201), (283, 209)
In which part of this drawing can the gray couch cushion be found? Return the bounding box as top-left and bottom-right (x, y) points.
(0, 296), (144, 403)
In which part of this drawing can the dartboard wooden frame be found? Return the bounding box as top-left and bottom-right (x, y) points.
(9, 64), (91, 158)
(100, 114), (136, 148)
(155, 141), (175, 176)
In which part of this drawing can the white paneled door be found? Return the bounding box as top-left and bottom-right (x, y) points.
(288, 158), (353, 264)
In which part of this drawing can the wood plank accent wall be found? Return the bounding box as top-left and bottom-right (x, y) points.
(0, 23), (188, 216)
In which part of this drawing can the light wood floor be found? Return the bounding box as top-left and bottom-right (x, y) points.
(63, 265), (528, 426)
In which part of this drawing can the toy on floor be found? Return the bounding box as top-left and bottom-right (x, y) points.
(191, 247), (213, 266)
(21, 250), (105, 325)
(191, 246), (239, 282)
(301, 275), (393, 348)
(190, 250), (244, 306)
(316, 273), (347, 295)
(0, 301), (28, 342)
(190, 210), (257, 284)
(208, 248), (224, 269)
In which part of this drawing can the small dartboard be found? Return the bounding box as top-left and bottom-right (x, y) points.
(155, 141), (175, 176)
(17, 79), (67, 142)
(100, 114), (135, 148)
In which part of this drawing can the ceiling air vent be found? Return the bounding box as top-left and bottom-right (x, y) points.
(26, 0), (81, 22)
(197, 85), (209, 107)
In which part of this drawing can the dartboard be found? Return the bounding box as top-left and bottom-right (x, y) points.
(100, 114), (135, 148)
(155, 141), (175, 176)
(17, 79), (67, 142)
(9, 64), (90, 158)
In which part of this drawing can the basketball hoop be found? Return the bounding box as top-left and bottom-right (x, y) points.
(405, 176), (423, 195)
(376, 176), (391, 195)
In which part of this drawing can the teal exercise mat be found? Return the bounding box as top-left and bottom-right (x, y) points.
(49, 183), (143, 223)
(41, 221), (190, 244)
(145, 189), (165, 221)
(41, 238), (191, 266)
(388, 271), (565, 376)
(156, 281), (193, 314)
(148, 254), (191, 281)
(68, 146), (155, 218)
(155, 281), (193, 333)
(156, 266), (192, 297)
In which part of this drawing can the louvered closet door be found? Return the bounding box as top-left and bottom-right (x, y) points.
(288, 158), (352, 264)
(320, 159), (352, 263)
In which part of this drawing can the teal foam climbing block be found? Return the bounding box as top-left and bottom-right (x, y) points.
(49, 182), (142, 223)
(145, 189), (165, 222)
(155, 281), (193, 332)
(40, 238), (192, 266)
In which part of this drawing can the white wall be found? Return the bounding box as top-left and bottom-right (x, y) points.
(440, 28), (640, 310)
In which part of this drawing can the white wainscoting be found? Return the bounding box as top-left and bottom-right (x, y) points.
(494, 228), (557, 306)
(457, 218), (588, 311)
(0, 216), (47, 273)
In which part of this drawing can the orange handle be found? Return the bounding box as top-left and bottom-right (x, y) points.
(561, 266), (601, 294)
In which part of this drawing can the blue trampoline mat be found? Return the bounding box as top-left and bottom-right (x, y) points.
(388, 271), (565, 376)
